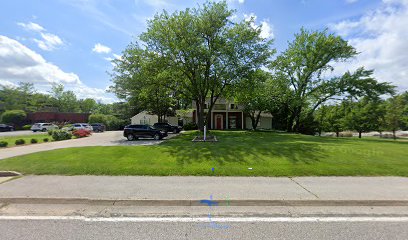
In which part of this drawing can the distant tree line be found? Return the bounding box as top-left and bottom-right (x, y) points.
(315, 93), (408, 139)
(0, 82), (136, 127)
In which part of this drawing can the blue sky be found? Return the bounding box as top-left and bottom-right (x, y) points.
(1, 0), (407, 102)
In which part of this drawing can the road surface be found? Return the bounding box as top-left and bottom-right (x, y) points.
(1, 217), (407, 240)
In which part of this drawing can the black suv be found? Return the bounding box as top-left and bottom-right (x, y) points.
(153, 122), (182, 134)
(90, 123), (106, 132)
(123, 124), (168, 141)
(0, 124), (14, 132)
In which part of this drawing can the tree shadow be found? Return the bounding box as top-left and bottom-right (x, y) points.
(159, 131), (327, 166)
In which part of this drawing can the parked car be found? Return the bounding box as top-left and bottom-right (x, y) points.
(0, 124), (14, 132)
(31, 123), (59, 132)
(153, 122), (182, 134)
(72, 123), (93, 131)
(123, 124), (168, 141)
(90, 123), (106, 132)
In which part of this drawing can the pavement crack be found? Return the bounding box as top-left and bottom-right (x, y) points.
(289, 177), (319, 199)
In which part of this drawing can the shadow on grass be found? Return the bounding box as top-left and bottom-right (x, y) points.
(160, 131), (327, 166)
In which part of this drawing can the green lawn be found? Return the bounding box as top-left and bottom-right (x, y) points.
(0, 133), (51, 147)
(0, 131), (407, 176)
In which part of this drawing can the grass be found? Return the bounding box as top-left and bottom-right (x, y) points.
(0, 131), (407, 176)
(0, 134), (51, 147)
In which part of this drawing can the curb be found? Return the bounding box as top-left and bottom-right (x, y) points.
(0, 171), (22, 177)
(1, 198), (408, 207)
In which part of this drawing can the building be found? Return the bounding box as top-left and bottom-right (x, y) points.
(192, 99), (273, 130)
(131, 98), (273, 130)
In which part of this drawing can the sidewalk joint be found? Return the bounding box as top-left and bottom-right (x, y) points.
(289, 177), (319, 199)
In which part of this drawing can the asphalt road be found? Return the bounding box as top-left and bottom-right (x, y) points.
(0, 130), (46, 137)
(0, 219), (407, 240)
(0, 131), (179, 159)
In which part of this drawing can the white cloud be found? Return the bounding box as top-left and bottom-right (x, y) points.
(227, 0), (245, 4)
(92, 43), (112, 54)
(244, 13), (274, 39)
(0, 36), (115, 103)
(34, 33), (64, 51)
(329, 0), (408, 92)
(17, 22), (45, 32)
(346, 0), (358, 3)
(17, 21), (64, 51)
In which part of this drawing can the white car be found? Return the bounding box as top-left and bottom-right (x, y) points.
(72, 123), (93, 131)
(31, 123), (59, 132)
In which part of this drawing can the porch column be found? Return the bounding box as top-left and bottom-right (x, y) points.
(210, 112), (213, 129)
(226, 111), (228, 130)
(241, 112), (244, 129)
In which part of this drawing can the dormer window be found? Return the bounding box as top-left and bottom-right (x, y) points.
(230, 104), (236, 109)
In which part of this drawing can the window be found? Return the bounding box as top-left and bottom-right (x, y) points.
(229, 116), (237, 129)
(140, 119), (149, 125)
(230, 104), (238, 110)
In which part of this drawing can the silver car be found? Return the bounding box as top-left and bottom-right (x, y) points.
(31, 123), (59, 132)
(72, 123), (93, 131)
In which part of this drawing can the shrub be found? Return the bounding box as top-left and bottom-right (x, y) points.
(15, 139), (26, 145)
(0, 141), (8, 147)
(22, 124), (32, 130)
(72, 129), (92, 138)
(0, 110), (26, 125)
(48, 130), (54, 136)
(52, 130), (72, 141)
(183, 122), (198, 131)
(43, 138), (49, 142)
(30, 138), (38, 144)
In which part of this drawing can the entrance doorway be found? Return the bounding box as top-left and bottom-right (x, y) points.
(215, 114), (223, 130)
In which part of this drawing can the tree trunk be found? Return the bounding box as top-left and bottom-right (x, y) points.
(393, 130), (396, 140)
(197, 99), (206, 131)
(358, 131), (362, 139)
(336, 131), (339, 137)
(250, 112), (261, 130)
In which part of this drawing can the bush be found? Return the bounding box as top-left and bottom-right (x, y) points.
(0, 141), (8, 147)
(22, 124), (31, 130)
(72, 129), (92, 138)
(43, 138), (49, 142)
(52, 130), (72, 141)
(48, 130), (54, 136)
(183, 122), (198, 130)
(15, 139), (26, 145)
(1, 110), (26, 125)
(30, 138), (38, 144)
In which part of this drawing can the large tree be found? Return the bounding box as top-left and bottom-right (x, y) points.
(110, 45), (177, 122)
(234, 70), (271, 130)
(138, 1), (273, 130)
(272, 28), (394, 133)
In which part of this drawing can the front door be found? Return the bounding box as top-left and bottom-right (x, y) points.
(215, 114), (223, 130)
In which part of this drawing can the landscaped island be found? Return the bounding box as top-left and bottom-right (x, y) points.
(0, 131), (407, 176)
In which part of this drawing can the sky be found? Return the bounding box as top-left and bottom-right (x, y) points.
(0, 0), (407, 103)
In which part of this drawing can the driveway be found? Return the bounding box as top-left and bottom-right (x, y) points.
(0, 131), (178, 160)
(0, 131), (47, 137)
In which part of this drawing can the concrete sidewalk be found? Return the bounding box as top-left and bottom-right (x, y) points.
(0, 176), (407, 205)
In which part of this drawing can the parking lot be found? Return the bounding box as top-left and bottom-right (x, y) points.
(0, 131), (179, 160)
